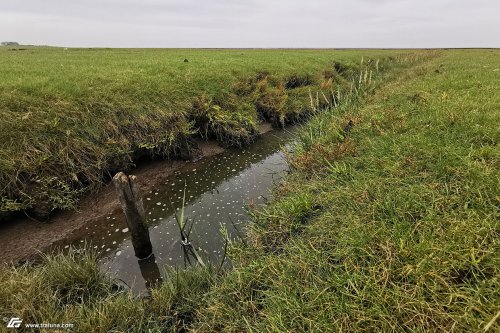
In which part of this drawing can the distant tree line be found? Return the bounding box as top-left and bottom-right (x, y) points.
(1, 41), (20, 46)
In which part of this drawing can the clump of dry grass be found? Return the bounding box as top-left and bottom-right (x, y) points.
(191, 94), (258, 147)
(284, 73), (315, 89)
(234, 70), (340, 128)
(0, 247), (217, 332)
(254, 83), (289, 127)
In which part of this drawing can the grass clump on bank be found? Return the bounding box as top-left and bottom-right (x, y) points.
(0, 48), (403, 218)
(191, 94), (258, 147)
(0, 248), (217, 333)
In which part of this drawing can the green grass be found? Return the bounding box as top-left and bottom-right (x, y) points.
(0, 47), (406, 217)
(194, 49), (500, 332)
(0, 248), (217, 332)
(1, 49), (497, 332)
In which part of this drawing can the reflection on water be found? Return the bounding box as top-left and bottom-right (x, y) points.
(67, 128), (296, 293)
(138, 254), (163, 289)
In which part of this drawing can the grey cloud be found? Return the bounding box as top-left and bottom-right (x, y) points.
(0, 0), (498, 47)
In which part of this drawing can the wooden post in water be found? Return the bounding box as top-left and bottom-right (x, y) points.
(112, 172), (153, 259)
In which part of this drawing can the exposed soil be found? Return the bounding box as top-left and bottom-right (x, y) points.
(0, 124), (274, 264)
(0, 141), (224, 264)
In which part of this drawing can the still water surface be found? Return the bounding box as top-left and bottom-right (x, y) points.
(67, 128), (296, 293)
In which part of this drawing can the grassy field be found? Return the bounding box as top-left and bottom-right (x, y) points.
(194, 49), (499, 331)
(0, 49), (498, 332)
(1, 47), (404, 218)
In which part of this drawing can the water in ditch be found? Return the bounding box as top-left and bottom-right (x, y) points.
(66, 128), (296, 293)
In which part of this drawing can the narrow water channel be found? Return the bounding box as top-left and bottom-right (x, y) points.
(62, 128), (297, 293)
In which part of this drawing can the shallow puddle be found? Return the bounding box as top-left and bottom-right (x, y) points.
(65, 128), (296, 293)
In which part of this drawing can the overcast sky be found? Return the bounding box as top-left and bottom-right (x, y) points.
(1, 0), (498, 48)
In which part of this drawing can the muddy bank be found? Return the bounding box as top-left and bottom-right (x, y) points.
(0, 125), (275, 264)
(0, 141), (225, 264)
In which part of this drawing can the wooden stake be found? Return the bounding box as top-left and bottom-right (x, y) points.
(112, 172), (153, 259)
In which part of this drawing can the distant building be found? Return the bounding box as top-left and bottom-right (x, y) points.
(1, 42), (20, 46)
